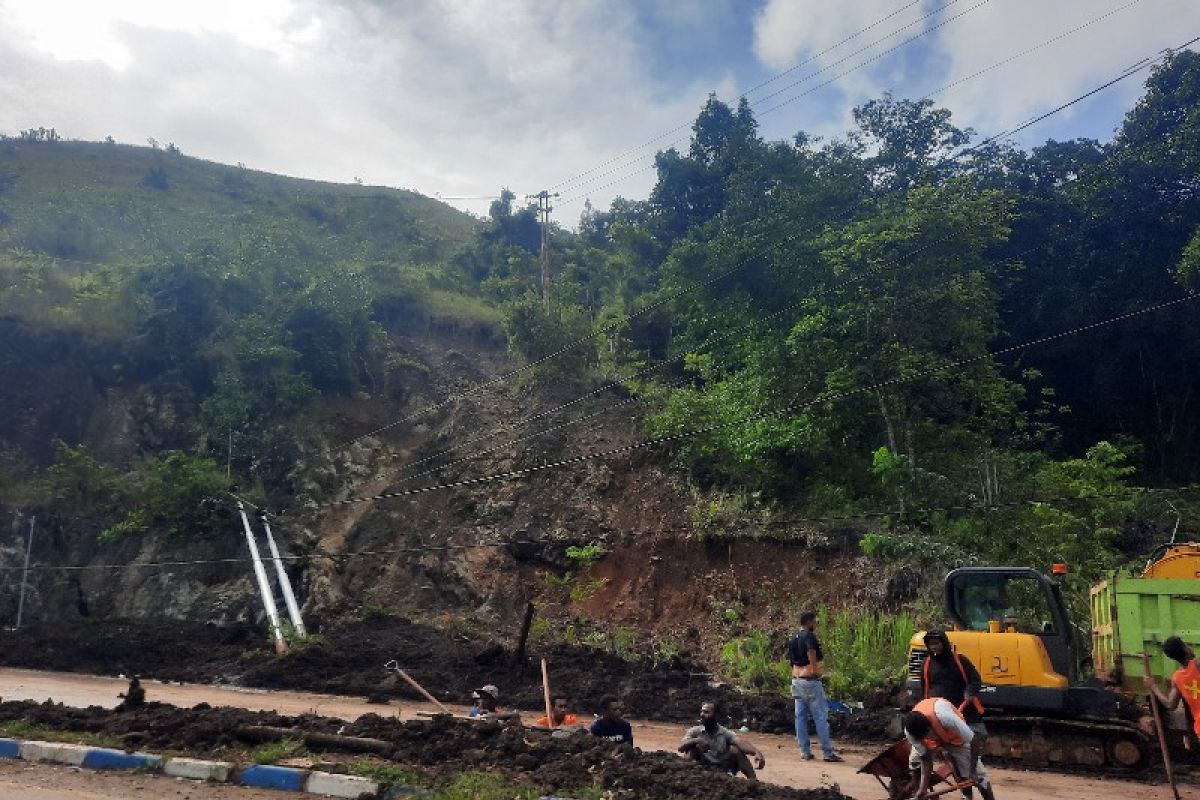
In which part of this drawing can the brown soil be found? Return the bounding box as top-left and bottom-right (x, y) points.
(0, 618), (896, 741)
(0, 700), (848, 800)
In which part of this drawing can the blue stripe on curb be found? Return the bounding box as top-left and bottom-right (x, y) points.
(0, 739), (19, 759)
(80, 748), (161, 770)
(240, 764), (308, 791)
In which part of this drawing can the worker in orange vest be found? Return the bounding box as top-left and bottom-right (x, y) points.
(1147, 636), (1200, 737)
(903, 697), (995, 800)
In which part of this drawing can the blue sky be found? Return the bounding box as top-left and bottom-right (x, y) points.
(0, 0), (1194, 225)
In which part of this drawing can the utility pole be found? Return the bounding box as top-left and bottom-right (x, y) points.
(528, 190), (559, 309)
(15, 515), (35, 630)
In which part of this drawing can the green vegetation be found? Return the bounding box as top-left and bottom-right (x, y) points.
(720, 631), (789, 693)
(819, 609), (916, 700)
(348, 760), (425, 788)
(0, 720), (122, 748)
(4, 51), (1200, 647)
(421, 770), (605, 800)
(718, 610), (915, 700)
(250, 737), (305, 764)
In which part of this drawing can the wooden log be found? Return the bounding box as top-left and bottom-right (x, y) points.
(514, 602), (535, 665)
(541, 658), (554, 728)
(236, 725), (392, 755)
(384, 660), (450, 713)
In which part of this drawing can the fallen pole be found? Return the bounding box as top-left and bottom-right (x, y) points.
(1142, 651), (1183, 800)
(261, 515), (306, 637)
(14, 515), (35, 630)
(238, 502), (287, 654)
(236, 725), (391, 755)
(385, 660), (450, 713)
(541, 658), (554, 728)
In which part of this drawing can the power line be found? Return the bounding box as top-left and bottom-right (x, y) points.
(325, 34), (1183, 461)
(559, 0), (1000, 203)
(549, 0), (956, 195)
(312, 292), (1198, 510)
(4, 483), (1196, 575)
(556, 0), (1147, 206)
(346, 230), (1017, 498)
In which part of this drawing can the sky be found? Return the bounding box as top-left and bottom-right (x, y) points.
(0, 0), (1196, 225)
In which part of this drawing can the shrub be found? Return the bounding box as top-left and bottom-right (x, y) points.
(819, 608), (915, 700)
(720, 631), (789, 693)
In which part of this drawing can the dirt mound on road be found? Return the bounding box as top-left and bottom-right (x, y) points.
(0, 700), (848, 800)
(0, 618), (896, 741)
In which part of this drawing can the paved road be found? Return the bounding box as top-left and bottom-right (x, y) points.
(0, 667), (1196, 799)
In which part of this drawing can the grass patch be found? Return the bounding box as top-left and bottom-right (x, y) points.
(0, 720), (123, 748)
(349, 760), (427, 788)
(250, 737), (306, 764)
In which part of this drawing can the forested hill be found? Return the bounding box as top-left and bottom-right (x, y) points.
(1, 53), (1199, 629)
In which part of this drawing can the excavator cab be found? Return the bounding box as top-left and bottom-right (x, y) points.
(909, 567), (1117, 717)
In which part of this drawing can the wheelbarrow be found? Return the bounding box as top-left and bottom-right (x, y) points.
(858, 739), (978, 800)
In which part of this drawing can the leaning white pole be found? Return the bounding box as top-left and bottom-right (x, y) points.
(237, 502), (287, 654)
(261, 515), (306, 637)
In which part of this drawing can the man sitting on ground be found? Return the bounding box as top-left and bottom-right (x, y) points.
(589, 695), (633, 745)
(467, 684), (520, 722)
(535, 695), (582, 729)
(679, 701), (766, 781)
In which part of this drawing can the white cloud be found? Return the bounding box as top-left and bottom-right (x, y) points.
(0, 0), (715, 223)
(0, 0), (1195, 229)
(924, 0), (1193, 141)
(750, 0), (1198, 148)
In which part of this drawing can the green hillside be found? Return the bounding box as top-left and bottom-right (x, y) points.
(0, 138), (495, 344)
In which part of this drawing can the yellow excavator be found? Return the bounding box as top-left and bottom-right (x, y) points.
(906, 544), (1200, 769)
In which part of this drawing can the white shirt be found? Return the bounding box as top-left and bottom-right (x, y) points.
(906, 698), (974, 756)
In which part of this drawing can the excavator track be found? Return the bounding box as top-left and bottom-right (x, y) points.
(981, 714), (1153, 771)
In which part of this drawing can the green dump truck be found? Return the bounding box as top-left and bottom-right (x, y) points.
(1091, 543), (1200, 691)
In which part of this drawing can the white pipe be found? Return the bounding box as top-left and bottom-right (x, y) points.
(261, 515), (306, 637)
(238, 502), (287, 654)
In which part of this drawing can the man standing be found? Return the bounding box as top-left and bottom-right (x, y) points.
(678, 701), (766, 780)
(589, 696), (633, 745)
(789, 610), (842, 762)
(919, 630), (985, 739)
(903, 697), (996, 800)
(1147, 635), (1200, 738)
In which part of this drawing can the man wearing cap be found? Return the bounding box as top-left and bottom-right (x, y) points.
(468, 684), (520, 722)
(919, 630), (985, 740)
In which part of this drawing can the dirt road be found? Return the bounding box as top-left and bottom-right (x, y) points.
(1, 667), (1194, 799)
(0, 759), (288, 799)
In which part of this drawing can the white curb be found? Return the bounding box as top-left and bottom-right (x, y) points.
(305, 770), (381, 797)
(164, 756), (234, 782)
(18, 740), (89, 766)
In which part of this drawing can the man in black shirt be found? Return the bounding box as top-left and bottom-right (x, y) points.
(789, 610), (842, 762)
(919, 630), (985, 735)
(589, 695), (633, 745)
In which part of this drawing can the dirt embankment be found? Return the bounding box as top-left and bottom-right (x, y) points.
(0, 617), (897, 740)
(0, 700), (851, 800)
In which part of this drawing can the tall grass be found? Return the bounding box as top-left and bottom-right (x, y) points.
(819, 607), (915, 700)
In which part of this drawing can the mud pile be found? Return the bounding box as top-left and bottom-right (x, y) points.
(0, 618), (898, 741)
(0, 700), (849, 800)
